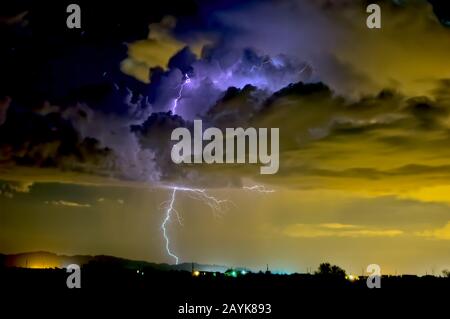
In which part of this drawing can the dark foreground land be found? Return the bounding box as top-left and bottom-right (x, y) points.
(1, 263), (449, 317)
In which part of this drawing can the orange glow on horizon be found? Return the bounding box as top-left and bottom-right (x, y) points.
(27, 263), (59, 269)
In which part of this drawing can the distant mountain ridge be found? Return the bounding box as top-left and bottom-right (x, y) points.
(0, 251), (230, 273)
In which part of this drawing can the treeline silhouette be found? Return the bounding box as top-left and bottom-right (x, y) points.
(2, 261), (450, 317)
(1, 260), (450, 291)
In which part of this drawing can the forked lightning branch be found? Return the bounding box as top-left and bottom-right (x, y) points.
(163, 113), (280, 264)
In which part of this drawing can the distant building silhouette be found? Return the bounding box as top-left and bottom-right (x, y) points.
(265, 264), (271, 275)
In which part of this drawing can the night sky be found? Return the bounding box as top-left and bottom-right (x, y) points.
(1, 0), (450, 274)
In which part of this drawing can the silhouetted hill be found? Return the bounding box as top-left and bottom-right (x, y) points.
(0, 251), (229, 272)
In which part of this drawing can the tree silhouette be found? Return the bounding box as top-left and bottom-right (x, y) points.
(315, 263), (346, 278)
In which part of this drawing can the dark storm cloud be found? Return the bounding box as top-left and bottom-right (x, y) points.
(0, 0), (201, 103)
(205, 84), (264, 128)
(130, 112), (187, 181)
(210, 0), (450, 97)
(1, 0), (450, 193)
(127, 30), (311, 120)
(0, 97), (11, 126)
(3, 73), (450, 191)
(429, 0), (450, 26)
(0, 100), (112, 173)
(272, 164), (450, 180)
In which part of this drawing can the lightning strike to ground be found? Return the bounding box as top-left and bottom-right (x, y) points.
(160, 184), (276, 264)
(161, 188), (180, 264)
(160, 186), (228, 265)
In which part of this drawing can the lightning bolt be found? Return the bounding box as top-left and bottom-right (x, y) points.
(160, 184), (275, 264)
(161, 188), (180, 264)
(249, 58), (271, 73)
(171, 74), (191, 115)
(160, 186), (228, 265)
(243, 185), (275, 193)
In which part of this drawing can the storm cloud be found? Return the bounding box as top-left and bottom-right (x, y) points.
(1, 0), (450, 200)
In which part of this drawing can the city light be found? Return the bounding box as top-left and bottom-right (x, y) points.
(345, 274), (359, 282)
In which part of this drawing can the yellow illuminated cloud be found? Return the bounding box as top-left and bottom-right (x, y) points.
(121, 16), (204, 83)
(401, 185), (450, 204)
(313, 1), (450, 97)
(416, 222), (450, 240)
(283, 223), (404, 238)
